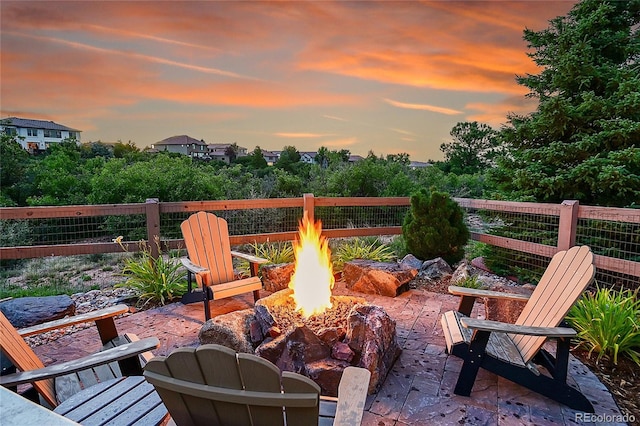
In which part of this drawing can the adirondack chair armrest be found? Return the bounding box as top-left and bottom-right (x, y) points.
(448, 285), (531, 302)
(332, 366), (370, 426)
(180, 257), (209, 275)
(230, 251), (269, 265)
(17, 304), (130, 338)
(0, 337), (160, 388)
(459, 317), (577, 337)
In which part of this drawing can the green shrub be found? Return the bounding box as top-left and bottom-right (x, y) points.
(567, 286), (640, 366)
(116, 237), (187, 308)
(332, 237), (395, 271)
(402, 189), (469, 264)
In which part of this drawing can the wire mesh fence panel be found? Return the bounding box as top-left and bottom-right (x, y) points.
(463, 207), (560, 246)
(315, 205), (409, 229)
(0, 215), (147, 247)
(460, 206), (560, 284)
(577, 217), (640, 289)
(160, 207), (303, 240)
(576, 218), (640, 262)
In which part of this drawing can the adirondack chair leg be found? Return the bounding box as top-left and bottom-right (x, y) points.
(457, 296), (477, 317)
(204, 285), (212, 321)
(454, 330), (490, 396)
(532, 337), (570, 382)
(95, 317), (119, 345)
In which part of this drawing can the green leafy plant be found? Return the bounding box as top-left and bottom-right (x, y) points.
(402, 188), (470, 264)
(333, 237), (395, 271)
(115, 236), (187, 308)
(567, 286), (640, 366)
(456, 275), (484, 289)
(252, 241), (295, 264)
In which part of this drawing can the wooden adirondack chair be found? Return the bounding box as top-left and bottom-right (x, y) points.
(180, 211), (269, 320)
(0, 304), (159, 408)
(440, 245), (596, 412)
(143, 344), (371, 426)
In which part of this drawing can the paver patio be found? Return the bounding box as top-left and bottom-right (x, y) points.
(32, 283), (624, 425)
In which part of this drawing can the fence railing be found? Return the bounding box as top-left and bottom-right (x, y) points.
(1, 194), (638, 287)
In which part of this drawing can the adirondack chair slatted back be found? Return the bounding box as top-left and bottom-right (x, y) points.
(181, 212), (235, 287)
(513, 245), (595, 363)
(144, 344), (321, 426)
(0, 312), (57, 407)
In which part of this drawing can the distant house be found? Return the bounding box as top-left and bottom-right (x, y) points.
(409, 161), (431, 169)
(348, 154), (365, 163)
(151, 135), (208, 158)
(0, 117), (81, 153)
(261, 150), (280, 166)
(207, 143), (248, 164)
(299, 152), (317, 164)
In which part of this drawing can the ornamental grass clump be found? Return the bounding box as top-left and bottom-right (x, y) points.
(251, 241), (295, 264)
(567, 286), (640, 366)
(332, 237), (395, 272)
(115, 236), (187, 308)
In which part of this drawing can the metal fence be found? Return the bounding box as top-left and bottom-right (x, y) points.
(1, 195), (638, 288)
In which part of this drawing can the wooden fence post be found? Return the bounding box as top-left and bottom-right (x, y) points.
(145, 198), (161, 258)
(303, 193), (315, 223)
(557, 200), (579, 251)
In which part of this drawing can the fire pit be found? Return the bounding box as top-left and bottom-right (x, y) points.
(251, 288), (399, 396)
(199, 215), (401, 396)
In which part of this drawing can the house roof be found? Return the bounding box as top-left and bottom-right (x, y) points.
(155, 135), (206, 146)
(1, 117), (80, 132)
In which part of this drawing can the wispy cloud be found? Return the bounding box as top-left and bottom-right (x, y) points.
(323, 115), (348, 122)
(383, 98), (463, 115)
(388, 128), (415, 136)
(5, 31), (258, 80)
(274, 132), (335, 138)
(82, 24), (220, 52)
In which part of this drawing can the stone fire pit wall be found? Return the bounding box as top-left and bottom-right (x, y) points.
(199, 289), (401, 396)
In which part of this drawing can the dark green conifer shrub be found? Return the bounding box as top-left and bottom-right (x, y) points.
(402, 189), (469, 265)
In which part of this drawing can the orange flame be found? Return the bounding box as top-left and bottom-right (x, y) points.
(288, 213), (334, 317)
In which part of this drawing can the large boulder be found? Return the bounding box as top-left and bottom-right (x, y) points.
(255, 325), (331, 375)
(0, 295), (75, 328)
(260, 263), (295, 293)
(199, 308), (255, 353)
(419, 257), (453, 281)
(344, 304), (402, 394)
(343, 260), (417, 297)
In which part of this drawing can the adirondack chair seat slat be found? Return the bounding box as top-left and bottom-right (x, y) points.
(441, 311), (527, 367)
(440, 245), (596, 413)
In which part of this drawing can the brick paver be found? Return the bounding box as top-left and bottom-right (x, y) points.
(32, 283), (624, 425)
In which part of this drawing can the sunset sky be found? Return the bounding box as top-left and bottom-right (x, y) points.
(1, 1), (576, 161)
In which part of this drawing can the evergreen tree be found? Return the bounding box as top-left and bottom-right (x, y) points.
(492, 0), (640, 207)
(440, 121), (499, 175)
(402, 189), (469, 264)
